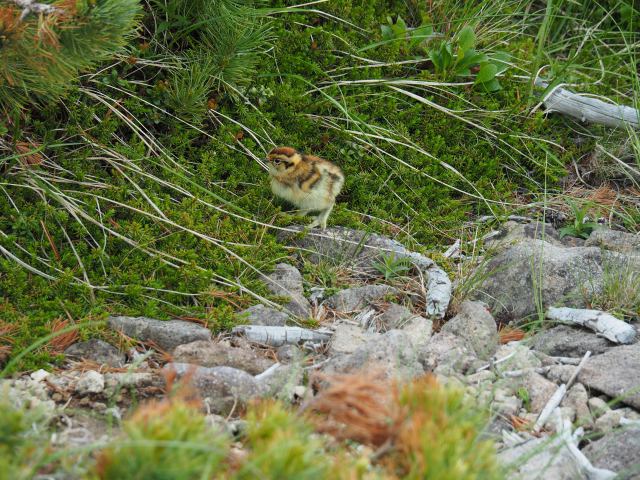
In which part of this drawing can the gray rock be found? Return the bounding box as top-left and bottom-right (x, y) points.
(418, 331), (476, 373)
(324, 285), (398, 313)
(474, 239), (639, 323)
(561, 383), (592, 426)
(165, 363), (261, 415)
(586, 228), (640, 256)
(237, 304), (289, 326)
(547, 365), (577, 384)
(530, 325), (615, 357)
(329, 323), (375, 355)
(594, 410), (623, 433)
(485, 220), (563, 249)
(518, 372), (557, 413)
(494, 344), (542, 373)
(108, 316), (211, 352)
(265, 263), (312, 318)
(277, 226), (452, 319)
(588, 397), (611, 418)
(323, 330), (423, 380)
(104, 372), (158, 391)
(578, 344), (640, 409)
(172, 340), (274, 375)
(499, 437), (584, 480)
(441, 301), (498, 360)
(276, 344), (302, 363)
(582, 427), (640, 479)
(493, 390), (522, 417)
(65, 339), (125, 367)
(377, 304), (432, 347)
(255, 364), (303, 400)
(75, 371), (105, 395)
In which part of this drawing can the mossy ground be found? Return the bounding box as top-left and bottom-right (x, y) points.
(1, 0), (637, 372)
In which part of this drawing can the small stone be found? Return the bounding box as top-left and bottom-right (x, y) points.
(324, 285), (398, 313)
(517, 372), (557, 414)
(256, 364), (303, 400)
(264, 263), (312, 318)
(466, 370), (496, 385)
(493, 344), (542, 373)
(493, 394), (521, 417)
(108, 316), (212, 352)
(172, 340), (274, 375)
(530, 325), (614, 357)
(65, 339), (125, 367)
(93, 402), (107, 412)
(30, 369), (50, 382)
(329, 323), (374, 355)
(104, 372), (157, 393)
(588, 397), (611, 418)
(441, 301), (498, 360)
(561, 383), (592, 426)
(51, 393), (63, 402)
(582, 427), (640, 476)
(418, 331), (476, 373)
(276, 344), (301, 363)
(546, 365), (576, 384)
(595, 410), (622, 433)
(79, 397), (92, 406)
(75, 370), (105, 395)
(237, 304), (289, 326)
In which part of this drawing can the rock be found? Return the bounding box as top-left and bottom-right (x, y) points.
(493, 344), (542, 373)
(585, 228), (640, 256)
(165, 363), (261, 415)
(108, 316), (211, 352)
(582, 427), (640, 478)
(594, 410), (622, 433)
(323, 330), (423, 380)
(499, 437), (584, 480)
(329, 323), (375, 355)
(75, 370), (105, 395)
(517, 372), (557, 413)
(324, 285), (398, 313)
(588, 397), (611, 418)
(493, 391), (522, 417)
(466, 370), (496, 386)
(530, 325), (615, 357)
(276, 344), (302, 363)
(65, 339), (125, 367)
(30, 369), (50, 382)
(377, 304), (433, 347)
(104, 372), (158, 391)
(547, 365), (577, 384)
(255, 363), (303, 400)
(474, 239), (639, 323)
(562, 383), (592, 426)
(441, 301), (498, 359)
(172, 340), (274, 375)
(485, 220), (563, 249)
(578, 344), (640, 409)
(237, 304), (289, 326)
(277, 226), (452, 319)
(265, 263), (312, 318)
(1, 378), (56, 418)
(418, 331), (476, 374)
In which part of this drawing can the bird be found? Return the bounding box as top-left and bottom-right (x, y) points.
(266, 146), (344, 229)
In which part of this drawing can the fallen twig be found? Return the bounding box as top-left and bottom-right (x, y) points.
(10, 0), (57, 20)
(546, 307), (636, 344)
(233, 325), (332, 347)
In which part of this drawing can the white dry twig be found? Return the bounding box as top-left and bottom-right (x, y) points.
(10, 0), (57, 20)
(547, 307), (636, 344)
(233, 325), (332, 347)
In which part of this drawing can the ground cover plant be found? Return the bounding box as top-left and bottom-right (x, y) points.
(0, 0), (638, 476)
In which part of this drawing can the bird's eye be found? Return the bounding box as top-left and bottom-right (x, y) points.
(273, 159), (281, 165)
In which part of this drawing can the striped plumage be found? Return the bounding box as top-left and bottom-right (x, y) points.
(267, 146), (344, 229)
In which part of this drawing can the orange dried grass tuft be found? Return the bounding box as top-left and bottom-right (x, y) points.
(305, 370), (401, 447)
(498, 325), (526, 344)
(45, 318), (79, 354)
(510, 415), (532, 431)
(15, 141), (44, 167)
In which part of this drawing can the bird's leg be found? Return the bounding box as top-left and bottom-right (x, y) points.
(316, 202), (334, 230)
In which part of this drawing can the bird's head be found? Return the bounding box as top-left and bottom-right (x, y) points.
(266, 146), (301, 174)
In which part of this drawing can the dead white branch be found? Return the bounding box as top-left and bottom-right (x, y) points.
(536, 79), (639, 129)
(546, 306), (636, 344)
(233, 325), (332, 347)
(534, 351), (591, 432)
(10, 0), (57, 20)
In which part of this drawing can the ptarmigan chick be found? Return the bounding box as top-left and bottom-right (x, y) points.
(267, 146), (344, 229)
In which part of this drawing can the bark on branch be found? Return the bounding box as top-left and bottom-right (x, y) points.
(546, 307), (636, 344)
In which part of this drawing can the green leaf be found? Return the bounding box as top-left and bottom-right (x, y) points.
(478, 78), (502, 92)
(396, 16), (407, 33)
(381, 24), (393, 40)
(457, 26), (476, 51)
(490, 52), (511, 74)
(558, 226), (576, 239)
(475, 62), (498, 84)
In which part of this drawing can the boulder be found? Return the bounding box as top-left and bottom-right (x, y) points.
(582, 427), (640, 479)
(418, 331), (476, 374)
(65, 339), (125, 367)
(578, 344), (640, 409)
(237, 304), (288, 326)
(172, 340), (275, 375)
(265, 263), (312, 318)
(329, 323), (375, 356)
(108, 316), (211, 352)
(324, 285), (398, 313)
(585, 229), (640, 256)
(530, 325), (615, 357)
(474, 239), (638, 323)
(441, 301), (498, 359)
